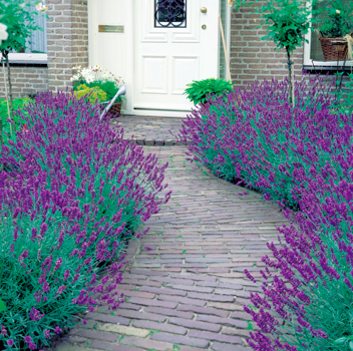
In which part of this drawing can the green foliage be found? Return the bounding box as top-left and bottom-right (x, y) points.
(232, 0), (316, 53)
(73, 84), (107, 104)
(0, 0), (47, 57)
(330, 73), (353, 116)
(318, 0), (353, 38)
(73, 80), (124, 103)
(184, 78), (233, 105)
(0, 97), (32, 136)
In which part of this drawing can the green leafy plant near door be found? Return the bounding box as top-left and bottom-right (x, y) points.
(184, 78), (233, 105)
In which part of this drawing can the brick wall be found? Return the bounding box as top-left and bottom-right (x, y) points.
(228, 5), (349, 88)
(229, 6), (305, 86)
(47, 0), (89, 93)
(0, 0), (89, 100)
(0, 64), (48, 99)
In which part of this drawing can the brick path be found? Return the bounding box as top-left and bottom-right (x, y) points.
(111, 116), (183, 146)
(54, 117), (288, 351)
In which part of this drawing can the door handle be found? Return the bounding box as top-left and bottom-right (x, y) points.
(200, 7), (207, 13)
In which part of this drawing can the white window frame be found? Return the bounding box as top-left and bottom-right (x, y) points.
(304, 0), (353, 67)
(8, 53), (47, 63)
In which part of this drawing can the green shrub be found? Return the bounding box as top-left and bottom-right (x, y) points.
(0, 97), (33, 136)
(73, 84), (107, 104)
(184, 78), (233, 105)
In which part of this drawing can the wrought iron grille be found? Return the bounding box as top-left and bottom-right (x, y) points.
(154, 0), (187, 28)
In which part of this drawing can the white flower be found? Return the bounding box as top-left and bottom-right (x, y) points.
(35, 2), (48, 13)
(336, 9), (341, 14)
(70, 75), (80, 82)
(81, 68), (91, 77)
(0, 23), (8, 45)
(86, 75), (95, 83)
(92, 65), (101, 72)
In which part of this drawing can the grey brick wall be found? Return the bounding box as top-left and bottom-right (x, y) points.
(229, 6), (305, 86)
(228, 5), (349, 89)
(0, 64), (48, 99)
(0, 0), (89, 100)
(47, 0), (88, 93)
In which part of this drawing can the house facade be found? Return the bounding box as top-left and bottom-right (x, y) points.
(1, 0), (349, 117)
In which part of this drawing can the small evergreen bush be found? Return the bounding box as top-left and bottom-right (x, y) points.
(184, 78), (233, 105)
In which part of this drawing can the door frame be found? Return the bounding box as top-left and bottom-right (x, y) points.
(88, 1), (231, 118)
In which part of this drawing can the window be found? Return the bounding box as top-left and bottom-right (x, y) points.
(304, 0), (353, 67)
(8, 4), (47, 63)
(154, 0), (187, 28)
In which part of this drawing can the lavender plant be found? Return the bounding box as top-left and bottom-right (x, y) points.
(0, 91), (170, 350)
(178, 74), (353, 350)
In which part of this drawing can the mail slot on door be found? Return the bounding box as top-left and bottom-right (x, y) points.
(98, 25), (124, 33)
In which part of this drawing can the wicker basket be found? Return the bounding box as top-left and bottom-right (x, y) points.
(100, 101), (123, 118)
(319, 32), (352, 61)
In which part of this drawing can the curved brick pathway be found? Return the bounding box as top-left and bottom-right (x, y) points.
(54, 117), (288, 351)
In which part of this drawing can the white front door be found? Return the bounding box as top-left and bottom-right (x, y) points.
(133, 0), (220, 114)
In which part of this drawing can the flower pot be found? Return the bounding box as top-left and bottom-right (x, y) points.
(319, 32), (352, 61)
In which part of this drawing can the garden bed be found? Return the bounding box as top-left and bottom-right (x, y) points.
(178, 74), (353, 350)
(0, 91), (171, 350)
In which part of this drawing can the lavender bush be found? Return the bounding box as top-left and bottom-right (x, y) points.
(178, 75), (353, 350)
(0, 91), (170, 350)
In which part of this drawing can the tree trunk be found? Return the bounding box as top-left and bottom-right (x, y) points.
(286, 47), (293, 107)
(5, 54), (16, 132)
(1, 54), (12, 137)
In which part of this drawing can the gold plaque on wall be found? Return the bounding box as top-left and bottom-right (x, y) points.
(98, 25), (124, 33)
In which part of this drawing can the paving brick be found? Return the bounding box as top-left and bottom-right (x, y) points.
(54, 343), (101, 351)
(158, 295), (207, 307)
(122, 279), (163, 287)
(169, 317), (221, 332)
(129, 269), (169, 276)
(167, 284), (214, 293)
(117, 289), (155, 299)
(179, 347), (208, 351)
(114, 309), (167, 322)
(128, 297), (178, 309)
(211, 342), (250, 351)
(231, 311), (252, 320)
(119, 336), (175, 351)
(207, 302), (243, 311)
(97, 324), (150, 338)
(86, 313), (131, 326)
(177, 304), (230, 318)
(188, 330), (242, 344)
(69, 328), (118, 342)
(144, 307), (194, 319)
(88, 340), (142, 351)
(188, 292), (235, 303)
(117, 303), (142, 311)
(151, 332), (210, 348)
(139, 286), (188, 296)
(133, 320), (187, 335)
(197, 315), (248, 329)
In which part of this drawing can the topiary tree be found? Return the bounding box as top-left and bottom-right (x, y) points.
(231, 0), (319, 106)
(0, 0), (47, 131)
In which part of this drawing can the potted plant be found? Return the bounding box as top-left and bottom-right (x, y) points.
(184, 78), (233, 111)
(71, 65), (126, 117)
(317, 0), (353, 61)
